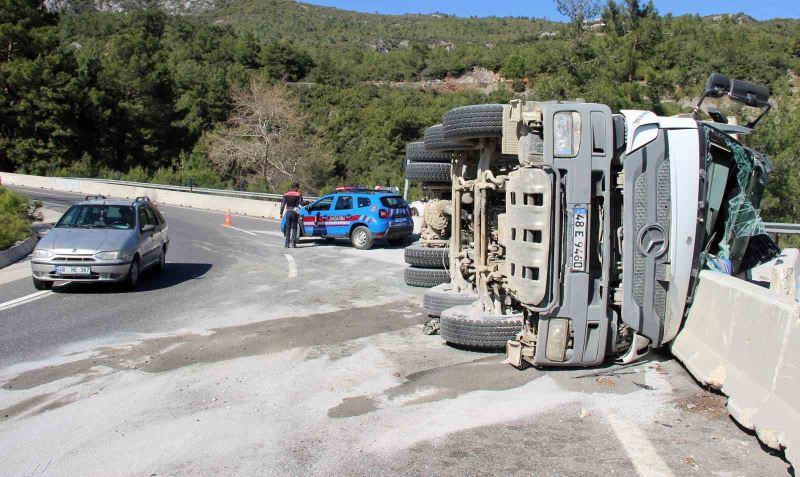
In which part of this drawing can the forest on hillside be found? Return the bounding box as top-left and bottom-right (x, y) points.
(1, 0), (800, 222)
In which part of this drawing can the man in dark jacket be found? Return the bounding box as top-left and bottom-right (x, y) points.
(280, 182), (303, 248)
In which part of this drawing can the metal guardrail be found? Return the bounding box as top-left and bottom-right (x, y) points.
(68, 178), (318, 202)
(763, 222), (800, 235)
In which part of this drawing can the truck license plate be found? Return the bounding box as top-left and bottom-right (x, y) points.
(571, 207), (588, 272)
(56, 266), (91, 275)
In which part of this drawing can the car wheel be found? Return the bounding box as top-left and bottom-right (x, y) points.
(32, 277), (52, 291)
(351, 226), (374, 250)
(440, 304), (523, 350)
(154, 246), (166, 273)
(442, 104), (505, 142)
(125, 257), (140, 290)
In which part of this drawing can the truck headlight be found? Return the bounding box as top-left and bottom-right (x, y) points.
(553, 112), (581, 157)
(32, 249), (54, 259)
(95, 251), (131, 260)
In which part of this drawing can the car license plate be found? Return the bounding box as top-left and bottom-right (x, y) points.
(56, 266), (91, 275)
(571, 207), (588, 272)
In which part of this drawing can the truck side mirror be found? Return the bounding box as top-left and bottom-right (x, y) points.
(729, 79), (770, 108)
(704, 73), (731, 99)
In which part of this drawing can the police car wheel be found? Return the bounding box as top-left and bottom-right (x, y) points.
(351, 226), (374, 250)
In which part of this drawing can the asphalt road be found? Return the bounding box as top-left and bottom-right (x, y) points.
(0, 186), (793, 476)
(0, 185), (417, 369)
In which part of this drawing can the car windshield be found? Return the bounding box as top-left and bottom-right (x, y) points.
(380, 196), (407, 208)
(57, 205), (135, 230)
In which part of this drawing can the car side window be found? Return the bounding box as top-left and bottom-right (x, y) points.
(148, 206), (164, 225)
(138, 207), (147, 229)
(144, 207), (158, 227)
(334, 195), (353, 211)
(357, 197), (371, 208)
(308, 196), (333, 212)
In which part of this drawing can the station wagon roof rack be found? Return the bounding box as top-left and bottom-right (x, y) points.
(134, 196), (151, 203)
(85, 195), (106, 201)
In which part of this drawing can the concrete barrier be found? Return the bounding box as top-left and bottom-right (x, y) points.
(0, 172), (280, 219)
(671, 270), (799, 469)
(0, 235), (38, 270)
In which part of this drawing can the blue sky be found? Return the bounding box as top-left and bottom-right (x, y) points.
(302, 0), (800, 21)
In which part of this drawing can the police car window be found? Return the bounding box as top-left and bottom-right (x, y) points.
(380, 196), (407, 208)
(334, 196), (352, 210)
(308, 196), (333, 212)
(357, 197), (371, 208)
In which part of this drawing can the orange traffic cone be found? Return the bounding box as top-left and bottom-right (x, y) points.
(224, 209), (232, 227)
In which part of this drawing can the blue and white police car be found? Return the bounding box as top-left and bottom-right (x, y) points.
(280, 186), (413, 249)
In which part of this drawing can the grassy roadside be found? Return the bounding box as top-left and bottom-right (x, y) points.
(0, 186), (40, 251)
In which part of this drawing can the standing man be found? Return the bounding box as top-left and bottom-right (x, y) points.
(280, 182), (303, 248)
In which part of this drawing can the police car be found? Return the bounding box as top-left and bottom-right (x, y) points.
(280, 186), (413, 249)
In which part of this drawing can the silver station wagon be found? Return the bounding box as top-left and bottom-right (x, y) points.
(31, 196), (169, 290)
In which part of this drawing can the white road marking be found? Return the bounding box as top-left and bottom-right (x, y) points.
(220, 224), (257, 236)
(251, 230), (284, 237)
(608, 414), (674, 477)
(284, 254), (298, 278)
(0, 290), (53, 313)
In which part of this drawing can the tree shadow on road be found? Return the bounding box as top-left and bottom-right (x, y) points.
(51, 262), (212, 294)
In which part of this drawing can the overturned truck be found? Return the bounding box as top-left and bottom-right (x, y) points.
(410, 73), (776, 368)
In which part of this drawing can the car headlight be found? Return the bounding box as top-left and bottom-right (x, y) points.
(32, 249), (54, 259)
(95, 251), (132, 260)
(553, 111), (581, 157)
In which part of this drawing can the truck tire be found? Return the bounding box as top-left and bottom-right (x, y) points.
(442, 104), (504, 142)
(424, 124), (476, 152)
(406, 142), (452, 163)
(404, 162), (450, 183)
(404, 244), (449, 269)
(440, 304), (523, 349)
(423, 283), (478, 317)
(404, 267), (450, 288)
